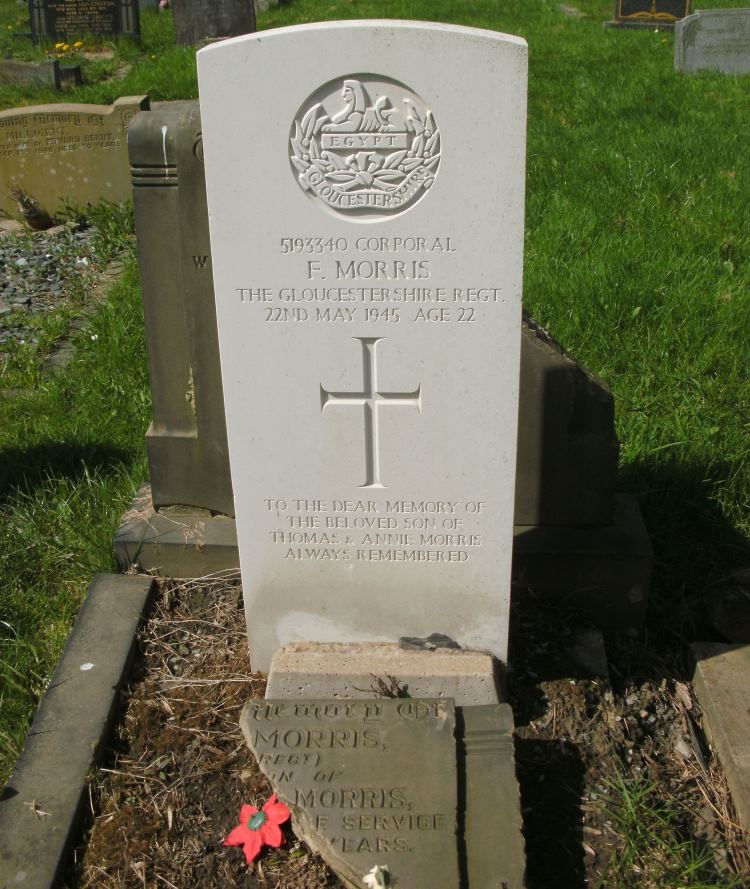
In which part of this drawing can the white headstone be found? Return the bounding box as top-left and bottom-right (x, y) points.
(675, 9), (750, 75)
(198, 20), (528, 670)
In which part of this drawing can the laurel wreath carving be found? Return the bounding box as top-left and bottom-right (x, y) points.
(290, 101), (440, 194)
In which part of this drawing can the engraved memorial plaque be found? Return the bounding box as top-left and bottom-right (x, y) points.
(198, 22), (528, 670)
(612, 0), (691, 26)
(29, 0), (140, 42)
(0, 96), (148, 215)
(242, 698), (459, 888)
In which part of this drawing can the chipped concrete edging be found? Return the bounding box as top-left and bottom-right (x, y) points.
(691, 642), (750, 831)
(0, 573), (156, 889)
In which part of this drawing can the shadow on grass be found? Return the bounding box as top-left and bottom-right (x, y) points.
(620, 455), (750, 646)
(0, 441), (131, 503)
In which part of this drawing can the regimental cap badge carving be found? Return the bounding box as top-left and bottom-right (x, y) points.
(290, 75), (440, 219)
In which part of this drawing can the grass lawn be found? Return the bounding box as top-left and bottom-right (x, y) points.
(0, 0), (748, 884)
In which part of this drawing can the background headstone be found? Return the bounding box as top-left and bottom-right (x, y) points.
(607, 0), (691, 29)
(172, 0), (255, 45)
(128, 101), (233, 515)
(198, 22), (528, 670)
(0, 96), (149, 216)
(29, 0), (140, 42)
(675, 9), (750, 75)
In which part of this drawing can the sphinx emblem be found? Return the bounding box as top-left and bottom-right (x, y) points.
(290, 77), (440, 217)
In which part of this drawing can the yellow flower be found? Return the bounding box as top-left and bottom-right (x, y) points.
(55, 42), (64, 48)
(62, 43), (69, 50)
(73, 40), (83, 48)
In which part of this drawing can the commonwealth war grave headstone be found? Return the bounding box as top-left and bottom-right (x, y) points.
(172, 0), (255, 45)
(117, 99), (651, 631)
(0, 96), (148, 216)
(198, 21), (528, 671)
(606, 0), (691, 29)
(675, 8), (750, 75)
(29, 0), (140, 42)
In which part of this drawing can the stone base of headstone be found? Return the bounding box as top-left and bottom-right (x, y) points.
(604, 19), (676, 29)
(114, 487), (651, 630)
(513, 493), (652, 630)
(265, 642), (502, 705)
(113, 483), (238, 578)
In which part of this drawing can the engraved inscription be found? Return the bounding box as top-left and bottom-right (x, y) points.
(242, 698), (459, 883)
(0, 111), (125, 160)
(263, 497), (487, 564)
(290, 76), (440, 218)
(320, 337), (421, 488)
(234, 232), (506, 325)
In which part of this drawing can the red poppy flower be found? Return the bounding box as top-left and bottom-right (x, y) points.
(223, 794), (291, 864)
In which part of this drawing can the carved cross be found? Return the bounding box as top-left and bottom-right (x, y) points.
(320, 337), (421, 488)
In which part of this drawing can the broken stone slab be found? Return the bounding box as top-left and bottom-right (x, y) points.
(265, 642), (502, 705)
(690, 643), (750, 830)
(459, 704), (526, 889)
(242, 698), (460, 889)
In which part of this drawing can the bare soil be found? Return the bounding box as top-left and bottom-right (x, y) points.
(65, 576), (750, 889)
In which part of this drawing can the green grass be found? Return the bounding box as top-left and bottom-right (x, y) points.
(601, 774), (747, 888)
(0, 247), (150, 775)
(0, 1), (748, 881)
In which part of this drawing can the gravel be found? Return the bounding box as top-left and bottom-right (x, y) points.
(0, 222), (99, 352)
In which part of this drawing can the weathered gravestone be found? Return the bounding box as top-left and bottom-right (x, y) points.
(243, 698), (525, 889)
(172, 0), (255, 45)
(0, 96), (148, 217)
(606, 0), (691, 29)
(117, 99), (652, 633)
(244, 699), (460, 888)
(675, 8), (750, 75)
(128, 101), (233, 516)
(29, 0), (140, 42)
(197, 21), (528, 671)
